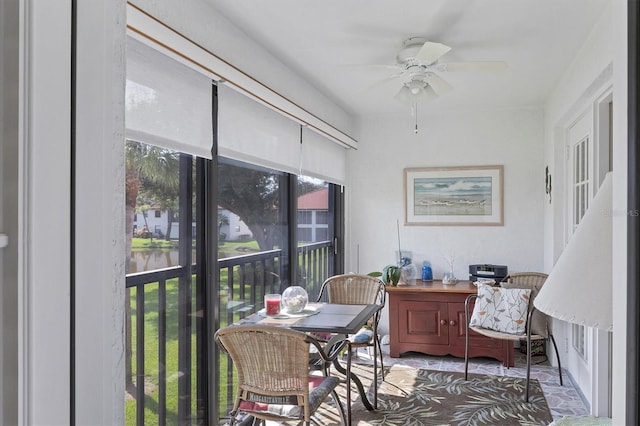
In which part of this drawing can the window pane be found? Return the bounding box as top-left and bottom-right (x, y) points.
(216, 158), (290, 416)
(296, 176), (333, 299)
(297, 178), (329, 243)
(216, 156), (288, 319)
(316, 210), (329, 225)
(570, 137), (590, 361)
(218, 158), (286, 255)
(125, 140), (204, 424)
(126, 141), (181, 273)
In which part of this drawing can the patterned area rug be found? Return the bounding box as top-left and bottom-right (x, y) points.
(351, 365), (553, 425)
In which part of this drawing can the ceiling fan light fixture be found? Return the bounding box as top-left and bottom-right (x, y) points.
(394, 82), (438, 106)
(405, 79), (426, 95)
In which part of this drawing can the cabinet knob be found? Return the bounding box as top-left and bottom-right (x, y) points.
(449, 320), (456, 326)
(440, 319), (447, 326)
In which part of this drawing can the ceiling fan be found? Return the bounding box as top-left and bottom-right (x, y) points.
(371, 37), (507, 105)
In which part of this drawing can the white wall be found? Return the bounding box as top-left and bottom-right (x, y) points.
(544, 3), (614, 271)
(349, 107), (545, 334)
(610, 2), (627, 425)
(16, 0), (126, 424)
(542, 3), (614, 416)
(22, 1), (73, 423)
(74, 1), (126, 422)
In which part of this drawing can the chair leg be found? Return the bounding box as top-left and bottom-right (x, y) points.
(362, 335), (384, 409)
(372, 338), (378, 409)
(464, 324), (470, 380)
(331, 389), (347, 426)
(464, 296), (473, 380)
(525, 335), (532, 402)
(378, 335), (385, 380)
(549, 333), (564, 386)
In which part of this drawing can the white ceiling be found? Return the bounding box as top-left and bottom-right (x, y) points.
(207, 0), (609, 118)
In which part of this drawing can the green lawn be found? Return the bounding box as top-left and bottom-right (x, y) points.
(125, 272), (239, 424)
(125, 238), (324, 424)
(131, 237), (179, 250)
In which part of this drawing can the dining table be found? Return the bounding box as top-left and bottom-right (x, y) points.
(234, 302), (382, 425)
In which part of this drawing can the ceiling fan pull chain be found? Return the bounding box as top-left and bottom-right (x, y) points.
(414, 103), (419, 134)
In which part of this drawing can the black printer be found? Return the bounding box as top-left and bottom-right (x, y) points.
(469, 264), (508, 283)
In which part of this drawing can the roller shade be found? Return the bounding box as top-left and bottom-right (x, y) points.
(125, 37), (213, 158)
(218, 84), (347, 184)
(300, 126), (347, 185)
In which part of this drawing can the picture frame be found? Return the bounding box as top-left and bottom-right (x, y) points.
(404, 165), (504, 226)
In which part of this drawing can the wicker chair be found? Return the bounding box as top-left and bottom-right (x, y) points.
(316, 273), (386, 408)
(215, 324), (348, 426)
(464, 272), (563, 401)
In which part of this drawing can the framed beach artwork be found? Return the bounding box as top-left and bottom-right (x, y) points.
(404, 165), (504, 226)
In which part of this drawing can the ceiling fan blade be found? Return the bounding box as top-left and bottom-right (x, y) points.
(393, 86), (412, 105)
(437, 61), (508, 72)
(341, 63), (402, 70)
(423, 73), (453, 96)
(394, 85), (438, 106)
(415, 41), (452, 64)
(364, 72), (404, 91)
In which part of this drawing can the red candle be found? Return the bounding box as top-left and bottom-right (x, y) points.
(265, 296), (281, 316)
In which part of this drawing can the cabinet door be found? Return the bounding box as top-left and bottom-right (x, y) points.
(449, 302), (504, 349)
(397, 300), (449, 345)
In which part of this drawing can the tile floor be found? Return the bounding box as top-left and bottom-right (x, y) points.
(368, 342), (591, 421)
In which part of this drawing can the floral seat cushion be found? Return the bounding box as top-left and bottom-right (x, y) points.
(238, 375), (339, 419)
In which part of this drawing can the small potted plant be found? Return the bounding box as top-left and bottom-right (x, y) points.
(368, 264), (402, 286)
(380, 265), (402, 286)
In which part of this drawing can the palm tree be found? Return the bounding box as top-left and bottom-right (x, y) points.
(218, 212), (229, 241)
(125, 140), (180, 392)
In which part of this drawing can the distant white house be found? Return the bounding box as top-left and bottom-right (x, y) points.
(132, 208), (173, 238)
(133, 207), (251, 241)
(134, 188), (328, 242)
(217, 208), (253, 241)
(297, 187), (329, 243)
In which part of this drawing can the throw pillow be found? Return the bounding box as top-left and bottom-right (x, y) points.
(501, 280), (548, 337)
(469, 283), (532, 334)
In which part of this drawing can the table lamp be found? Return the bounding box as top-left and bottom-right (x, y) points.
(534, 172), (613, 331)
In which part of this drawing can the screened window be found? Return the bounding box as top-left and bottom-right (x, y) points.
(316, 210), (329, 225)
(125, 34), (346, 425)
(298, 211), (312, 224)
(124, 141), (205, 424)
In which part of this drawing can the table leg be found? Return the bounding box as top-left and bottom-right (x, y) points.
(346, 342), (352, 425)
(331, 353), (375, 412)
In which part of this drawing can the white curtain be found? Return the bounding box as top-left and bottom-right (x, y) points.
(218, 84), (347, 184)
(125, 36), (348, 180)
(125, 37), (213, 158)
(300, 126), (347, 185)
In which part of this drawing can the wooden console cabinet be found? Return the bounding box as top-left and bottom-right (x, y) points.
(387, 280), (514, 367)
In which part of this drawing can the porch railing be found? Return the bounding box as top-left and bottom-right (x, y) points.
(125, 240), (334, 425)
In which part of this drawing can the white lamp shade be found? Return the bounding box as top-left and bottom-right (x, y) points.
(534, 172), (613, 331)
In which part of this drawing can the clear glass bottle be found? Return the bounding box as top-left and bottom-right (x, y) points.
(281, 286), (308, 313)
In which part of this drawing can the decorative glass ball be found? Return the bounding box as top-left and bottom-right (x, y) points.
(281, 286), (308, 314)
